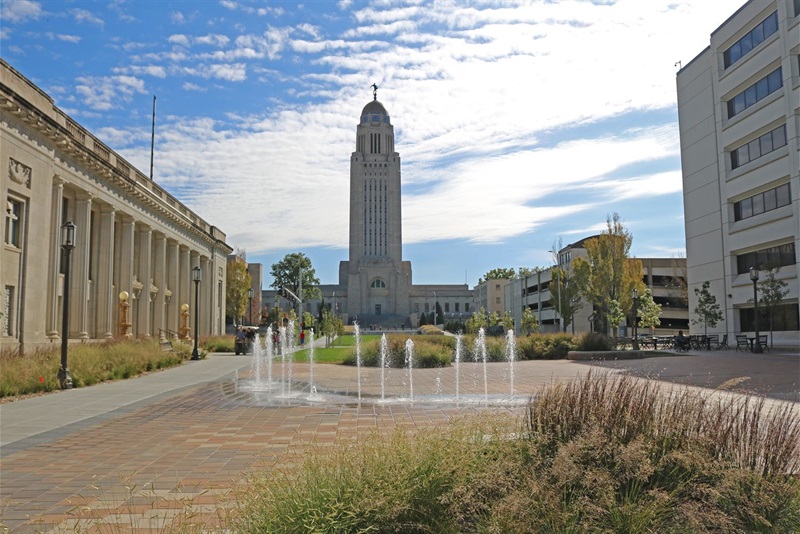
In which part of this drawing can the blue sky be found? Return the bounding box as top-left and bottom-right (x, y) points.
(1, 0), (743, 287)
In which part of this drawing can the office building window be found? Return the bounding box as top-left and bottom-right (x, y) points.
(731, 125), (787, 169)
(739, 304), (799, 332)
(445, 303), (450, 312)
(726, 67), (782, 118)
(455, 302), (459, 312)
(723, 12), (778, 68)
(733, 183), (791, 221)
(795, 0), (800, 17)
(5, 198), (22, 248)
(464, 303), (470, 313)
(736, 243), (796, 274)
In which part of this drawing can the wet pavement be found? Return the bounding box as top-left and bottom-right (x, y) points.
(0, 346), (797, 532)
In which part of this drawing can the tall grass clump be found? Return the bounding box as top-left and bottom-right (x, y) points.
(232, 414), (528, 533)
(507, 371), (800, 533)
(0, 340), (185, 398)
(202, 335), (235, 352)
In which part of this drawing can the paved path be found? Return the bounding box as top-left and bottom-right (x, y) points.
(0, 346), (797, 532)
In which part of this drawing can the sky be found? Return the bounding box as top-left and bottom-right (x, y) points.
(1, 0), (745, 288)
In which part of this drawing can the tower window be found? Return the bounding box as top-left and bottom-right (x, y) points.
(370, 279), (386, 288)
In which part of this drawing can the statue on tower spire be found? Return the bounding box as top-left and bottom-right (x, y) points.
(371, 83), (378, 101)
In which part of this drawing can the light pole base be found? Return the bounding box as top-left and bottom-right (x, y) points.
(190, 349), (201, 360)
(57, 367), (73, 389)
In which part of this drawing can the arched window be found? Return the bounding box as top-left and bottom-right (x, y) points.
(370, 279), (386, 288)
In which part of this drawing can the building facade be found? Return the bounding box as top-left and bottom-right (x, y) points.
(504, 237), (689, 336)
(1, 60), (231, 352)
(297, 89), (472, 327)
(676, 0), (799, 347)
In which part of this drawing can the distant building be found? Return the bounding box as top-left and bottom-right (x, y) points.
(299, 89), (473, 327)
(676, 0), (799, 346)
(1, 60), (231, 351)
(473, 278), (510, 317)
(504, 237), (689, 336)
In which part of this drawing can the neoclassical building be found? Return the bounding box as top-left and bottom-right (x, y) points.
(1, 60), (231, 352)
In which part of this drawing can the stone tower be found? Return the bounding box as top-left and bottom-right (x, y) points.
(339, 88), (412, 319)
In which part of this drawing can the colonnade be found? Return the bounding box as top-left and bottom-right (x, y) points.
(45, 177), (222, 342)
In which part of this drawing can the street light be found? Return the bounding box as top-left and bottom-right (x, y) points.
(248, 287), (254, 325)
(549, 249), (561, 332)
(58, 221), (76, 389)
(191, 266), (201, 360)
(750, 267), (762, 353)
(631, 287), (639, 350)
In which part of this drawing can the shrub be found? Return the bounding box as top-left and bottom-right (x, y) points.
(343, 334), (454, 368)
(517, 333), (577, 359)
(418, 324), (444, 335)
(576, 331), (613, 351)
(202, 335), (234, 352)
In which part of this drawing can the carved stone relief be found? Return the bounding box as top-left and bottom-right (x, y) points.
(8, 158), (31, 188)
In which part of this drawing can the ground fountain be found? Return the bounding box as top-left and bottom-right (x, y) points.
(235, 323), (526, 408)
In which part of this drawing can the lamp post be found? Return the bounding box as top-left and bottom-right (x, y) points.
(750, 267), (762, 353)
(118, 291), (131, 338)
(248, 287), (254, 325)
(631, 287), (639, 350)
(191, 266), (201, 360)
(549, 249), (561, 332)
(58, 221), (76, 389)
(433, 291), (437, 325)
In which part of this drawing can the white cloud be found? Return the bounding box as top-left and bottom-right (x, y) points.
(1, 0), (42, 23)
(72, 8), (104, 26)
(183, 63), (246, 81)
(46, 33), (81, 43)
(74, 75), (147, 110)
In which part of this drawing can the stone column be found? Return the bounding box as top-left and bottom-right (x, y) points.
(179, 246), (191, 316)
(136, 225), (152, 338)
(96, 204), (116, 339)
(116, 215), (135, 336)
(152, 233), (167, 340)
(200, 256), (210, 336)
(71, 193), (92, 339)
(166, 240), (180, 335)
(47, 175), (64, 339)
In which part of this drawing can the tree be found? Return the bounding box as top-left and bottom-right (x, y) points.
(637, 288), (662, 333)
(607, 299), (625, 336)
(693, 281), (724, 336)
(500, 310), (514, 332)
(572, 213), (645, 335)
(548, 266), (582, 333)
(465, 307), (489, 334)
(226, 248), (252, 325)
(270, 253), (321, 306)
(434, 302), (444, 325)
(478, 267), (516, 284)
(521, 307), (539, 335)
(319, 308), (344, 347)
(759, 267), (789, 348)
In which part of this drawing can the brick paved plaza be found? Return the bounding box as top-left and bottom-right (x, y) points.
(1, 348), (797, 532)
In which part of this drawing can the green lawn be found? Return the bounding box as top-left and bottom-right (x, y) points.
(292, 335), (354, 364)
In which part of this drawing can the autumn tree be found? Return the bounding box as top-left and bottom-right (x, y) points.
(269, 252), (321, 306)
(226, 248), (252, 325)
(692, 281), (724, 336)
(572, 213), (645, 334)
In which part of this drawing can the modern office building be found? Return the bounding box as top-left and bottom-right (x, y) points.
(1, 60), (232, 352)
(676, 0), (799, 347)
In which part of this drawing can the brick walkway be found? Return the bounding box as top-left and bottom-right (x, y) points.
(1, 349), (797, 532)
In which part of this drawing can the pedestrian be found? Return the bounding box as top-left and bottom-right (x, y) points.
(299, 330), (305, 346)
